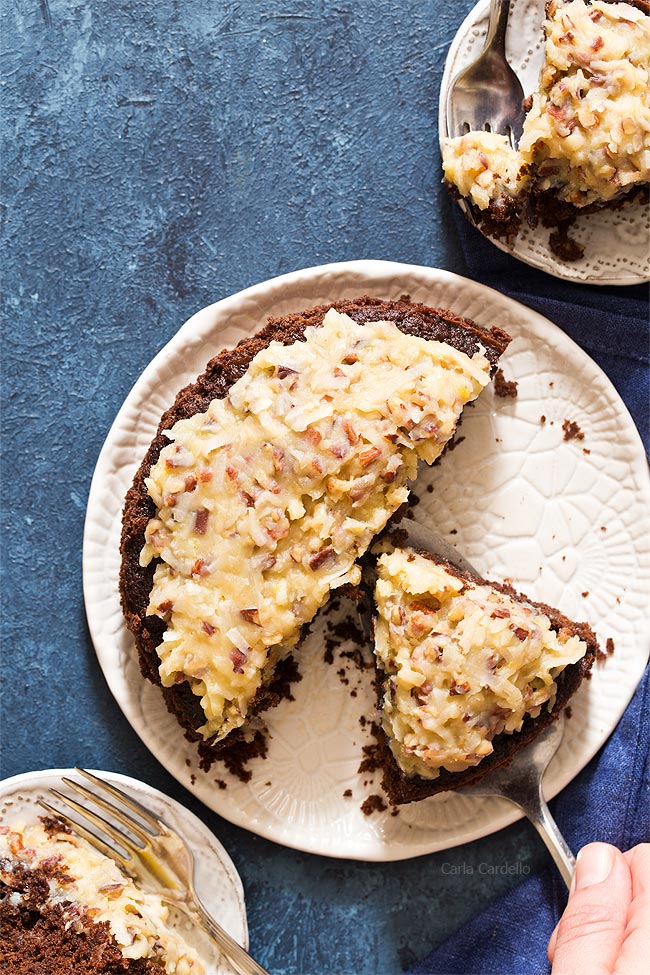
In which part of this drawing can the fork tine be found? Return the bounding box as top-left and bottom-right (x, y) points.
(75, 768), (163, 834)
(49, 788), (141, 860)
(61, 778), (153, 847)
(37, 798), (130, 868)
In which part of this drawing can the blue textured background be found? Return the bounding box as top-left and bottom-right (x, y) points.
(1, 2), (629, 973)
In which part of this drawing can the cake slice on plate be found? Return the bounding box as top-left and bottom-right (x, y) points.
(372, 545), (598, 804)
(0, 818), (204, 973)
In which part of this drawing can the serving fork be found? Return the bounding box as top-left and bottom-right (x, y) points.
(445, 0), (527, 147)
(39, 769), (270, 975)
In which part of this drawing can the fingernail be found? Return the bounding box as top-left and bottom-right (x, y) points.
(573, 844), (615, 892)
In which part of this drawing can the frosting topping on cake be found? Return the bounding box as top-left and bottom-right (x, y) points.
(520, 0), (650, 205)
(140, 308), (491, 742)
(0, 821), (205, 974)
(442, 132), (529, 210)
(373, 549), (588, 779)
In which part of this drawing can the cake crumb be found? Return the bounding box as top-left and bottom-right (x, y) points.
(601, 526), (607, 532)
(562, 418), (584, 442)
(606, 637), (615, 656)
(426, 484), (434, 494)
(581, 591), (589, 597)
(361, 794), (387, 816)
(214, 779), (227, 790)
(583, 448), (591, 455)
(565, 706), (572, 720)
(343, 789), (352, 798)
(493, 367), (518, 398)
(540, 414), (546, 424)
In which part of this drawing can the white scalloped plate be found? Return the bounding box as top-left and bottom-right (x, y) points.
(83, 260), (650, 860)
(439, 0), (650, 285)
(0, 768), (248, 972)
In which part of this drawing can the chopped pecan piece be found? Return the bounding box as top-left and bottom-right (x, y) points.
(359, 446), (382, 468)
(449, 680), (470, 696)
(276, 366), (298, 380)
(230, 648), (247, 674)
(240, 608), (261, 626)
(306, 427), (322, 446)
(191, 558), (210, 577)
(342, 419), (358, 444)
(309, 546), (336, 570)
(193, 508), (209, 535)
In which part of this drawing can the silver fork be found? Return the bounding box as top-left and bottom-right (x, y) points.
(446, 0), (526, 148)
(365, 518), (576, 887)
(461, 714), (576, 887)
(39, 768), (270, 975)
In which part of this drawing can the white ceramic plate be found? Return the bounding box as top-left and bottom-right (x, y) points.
(83, 260), (650, 861)
(439, 0), (650, 285)
(0, 768), (248, 973)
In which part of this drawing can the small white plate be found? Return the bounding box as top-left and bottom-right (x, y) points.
(0, 768), (248, 973)
(439, 0), (650, 285)
(83, 259), (650, 860)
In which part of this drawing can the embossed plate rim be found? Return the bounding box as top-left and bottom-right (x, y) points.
(438, 0), (650, 286)
(83, 259), (650, 860)
(0, 767), (248, 968)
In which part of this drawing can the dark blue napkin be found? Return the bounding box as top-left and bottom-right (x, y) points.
(407, 217), (650, 975)
(453, 214), (650, 452)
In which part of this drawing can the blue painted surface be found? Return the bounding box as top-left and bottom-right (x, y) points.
(2, 2), (560, 972)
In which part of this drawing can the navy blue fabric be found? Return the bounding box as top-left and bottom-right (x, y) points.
(455, 214), (650, 452)
(408, 216), (650, 975)
(409, 666), (650, 975)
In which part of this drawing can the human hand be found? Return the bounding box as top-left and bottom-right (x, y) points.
(548, 842), (650, 975)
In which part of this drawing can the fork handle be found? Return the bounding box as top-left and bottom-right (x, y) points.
(181, 894), (271, 975)
(507, 778), (576, 889)
(484, 0), (511, 54)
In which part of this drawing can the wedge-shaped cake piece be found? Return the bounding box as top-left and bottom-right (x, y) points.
(0, 819), (204, 974)
(373, 547), (598, 803)
(120, 297), (510, 753)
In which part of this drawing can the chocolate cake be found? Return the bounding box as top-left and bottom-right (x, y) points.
(442, 0), (650, 259)
(0, 819), (204, 974)
(372, 547), (598, 804)
(120, 296), (510, 764)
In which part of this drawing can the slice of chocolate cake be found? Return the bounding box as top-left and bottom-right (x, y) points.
(120, 296), (510, 761)
(0, 819), (204, 974)
(442, 0), (650, 258)
(372, 547), (598, 804)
